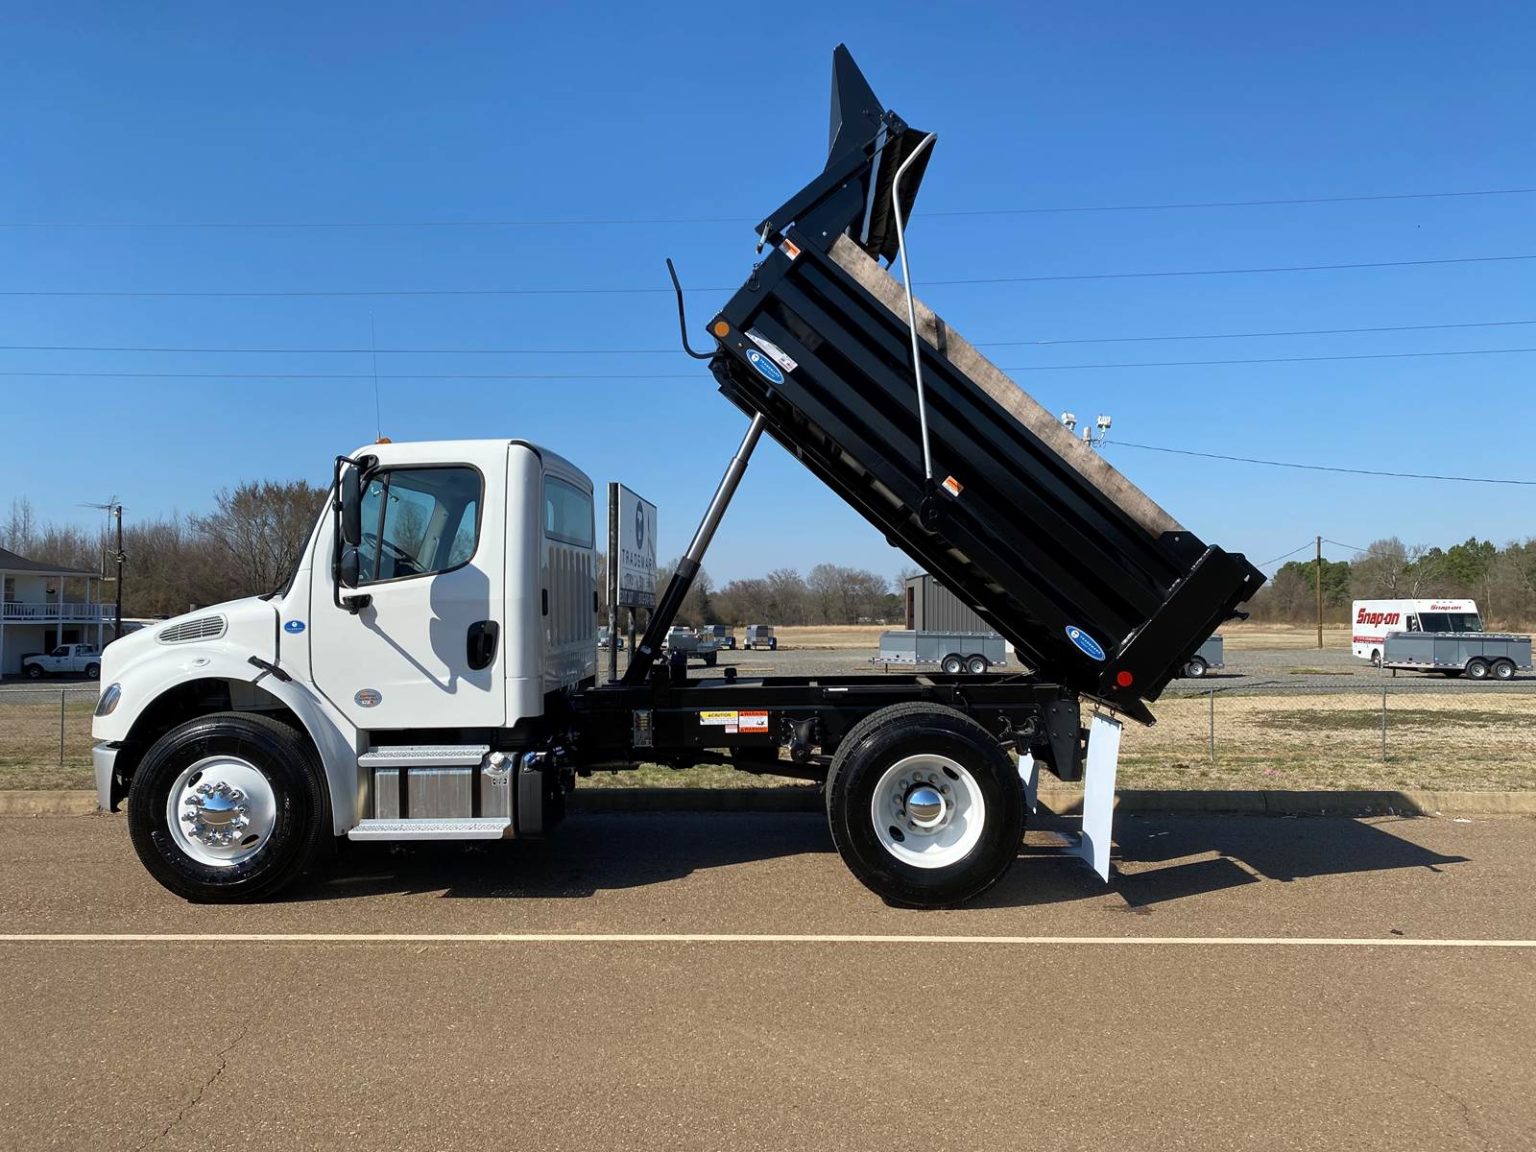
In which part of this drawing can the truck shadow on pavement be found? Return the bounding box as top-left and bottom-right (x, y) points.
(980, 813), (1470, 910)
(302, 811), (1469, 910)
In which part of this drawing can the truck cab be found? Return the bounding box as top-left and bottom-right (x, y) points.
(92, 439), (595, 897)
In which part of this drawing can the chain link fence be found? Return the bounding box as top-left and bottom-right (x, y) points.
(3, 680), (1536, 793)
(1120, 682), (1536, 791)
(0, 685), (100, 790)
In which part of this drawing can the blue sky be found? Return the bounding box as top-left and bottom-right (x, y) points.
(1, 1), (1532, 583)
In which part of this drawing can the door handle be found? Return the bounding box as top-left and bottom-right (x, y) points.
(466, 620), (499, 671)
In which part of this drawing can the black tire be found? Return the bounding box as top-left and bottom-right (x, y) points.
(826, 702), (1024, 908)
(1492, 659), (1516, 681)
(1370, 650), (1382, 668)
(1466, 659), (1490, 681)
(1184, 657), (1208, 679)
(769, 638), (777, 651)
(941, 654), (964, 675)
(965, 654), (989, 676)
(84, 662), (101, 679)
(704, 652), (718, 667)
(1441, 670), (1462, 678)
(127, 711), (330, 903)
(25, 664), (43, 679)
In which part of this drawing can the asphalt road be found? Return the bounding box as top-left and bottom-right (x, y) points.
(2, 811), (1533, 1150)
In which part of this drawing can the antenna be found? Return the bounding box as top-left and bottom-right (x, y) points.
(370, 319), (382, 441)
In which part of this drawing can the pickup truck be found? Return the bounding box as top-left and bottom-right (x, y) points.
(23, 643), (103, 679)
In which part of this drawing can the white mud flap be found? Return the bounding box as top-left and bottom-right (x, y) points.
(1071, 713), (1122, 881)
(1018, 751), (1039, 815)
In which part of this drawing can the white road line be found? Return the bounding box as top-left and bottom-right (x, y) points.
(0, 933), (1533, 947)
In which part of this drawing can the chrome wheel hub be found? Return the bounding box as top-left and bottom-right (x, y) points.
(871, 754), (986, 870)
(181, 780), (251, 846)
(165, 756), (278, 868)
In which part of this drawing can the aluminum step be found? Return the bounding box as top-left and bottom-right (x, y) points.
(347, 817), (510, 842)
(357, 744), (490, 768)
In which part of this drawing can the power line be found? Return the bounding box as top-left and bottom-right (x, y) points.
(0, 252), (1530, 299)
(1322, 539), (1372, 554)
(1015, 347), (1536, 372)
(1110, 440), (1536, 486)
(1256, 542), (1317, 567)
(0, 186), (1530, 229)
(978, 318), (1536, 348)
(4, 343), (1534, 381)
(5, 318), (1534, 357)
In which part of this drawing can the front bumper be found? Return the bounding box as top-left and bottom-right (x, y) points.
(92, 742), (120, 811)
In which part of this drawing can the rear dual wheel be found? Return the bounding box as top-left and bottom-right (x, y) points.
(826, 703), (1024, 908)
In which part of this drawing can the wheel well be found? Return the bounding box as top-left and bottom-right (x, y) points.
(107, 678), (307, 810)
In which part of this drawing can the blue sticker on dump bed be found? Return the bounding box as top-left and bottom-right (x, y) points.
(1065, 625), (1106, 661)
(745, 348), (785, 385)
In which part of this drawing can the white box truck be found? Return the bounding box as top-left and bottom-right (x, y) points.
(1353, 598), (1530, 680)
(1351, 599), (1481, 665)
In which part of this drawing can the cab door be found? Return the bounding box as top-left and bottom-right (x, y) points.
(309, 447), (506, 730)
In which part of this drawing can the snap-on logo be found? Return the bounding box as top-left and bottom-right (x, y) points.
(1065, 626), (1106, 661)
(1356, 610), (1402, 627)
(745, 349), (785, 385)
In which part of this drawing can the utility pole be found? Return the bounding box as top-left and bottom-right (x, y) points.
(112, 503), (124, 645)
(1314, 534), (1327, 651)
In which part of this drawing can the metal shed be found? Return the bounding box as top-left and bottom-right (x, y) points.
(904, 573), (989, 633)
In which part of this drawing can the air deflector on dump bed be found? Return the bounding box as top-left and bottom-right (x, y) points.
(709, 46), (1264, 719)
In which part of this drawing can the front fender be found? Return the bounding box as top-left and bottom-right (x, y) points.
(96, 648), (362, 835)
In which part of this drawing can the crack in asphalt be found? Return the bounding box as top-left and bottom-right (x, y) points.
(132, 1024), (248, 1151)
(1358, 1016), (1492, 1152)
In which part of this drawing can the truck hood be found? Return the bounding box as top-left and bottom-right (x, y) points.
(101, 596), (278, 686)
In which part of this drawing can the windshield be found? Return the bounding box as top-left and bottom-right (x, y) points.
(1416, 612), (1483, 633)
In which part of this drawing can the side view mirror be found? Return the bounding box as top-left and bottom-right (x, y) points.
(338, 546), (360, 589)
(340, 466), (362, 547)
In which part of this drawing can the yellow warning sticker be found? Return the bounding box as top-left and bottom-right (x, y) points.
(699, 711), (739, 727)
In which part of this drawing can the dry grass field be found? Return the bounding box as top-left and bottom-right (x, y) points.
(0, 694), (98, 790)
(1118, 690), (1536, 791)
(771, 624), (886, 649)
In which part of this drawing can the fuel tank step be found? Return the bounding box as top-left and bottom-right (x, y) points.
(347, 817), (510, 842)
(357, 744), (490, 768)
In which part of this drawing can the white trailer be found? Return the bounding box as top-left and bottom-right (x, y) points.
(1351, 598), (1481, 665)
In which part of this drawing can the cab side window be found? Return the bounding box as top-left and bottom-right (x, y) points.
(355, 466), (482, 584)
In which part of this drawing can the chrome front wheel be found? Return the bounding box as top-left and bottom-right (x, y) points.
(166, 755), (279, 868)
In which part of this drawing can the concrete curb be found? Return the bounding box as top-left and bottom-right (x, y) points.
(5, 787), (1536, 818)
(0, 790), (102, 816)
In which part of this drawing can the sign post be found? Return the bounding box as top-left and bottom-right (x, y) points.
(610, 483), (657, 682)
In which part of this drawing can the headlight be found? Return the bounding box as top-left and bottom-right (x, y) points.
(95, 683), (122, 717)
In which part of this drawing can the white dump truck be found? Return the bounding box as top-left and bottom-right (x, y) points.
(89, 48), (1261, 908)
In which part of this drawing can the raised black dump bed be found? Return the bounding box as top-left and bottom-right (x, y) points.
(704, 47), (1263, 721)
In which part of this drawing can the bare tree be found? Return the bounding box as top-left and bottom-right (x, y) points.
(191, 480), (327, 597)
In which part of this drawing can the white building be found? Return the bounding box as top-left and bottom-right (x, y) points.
(0, 547), (116, 677)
